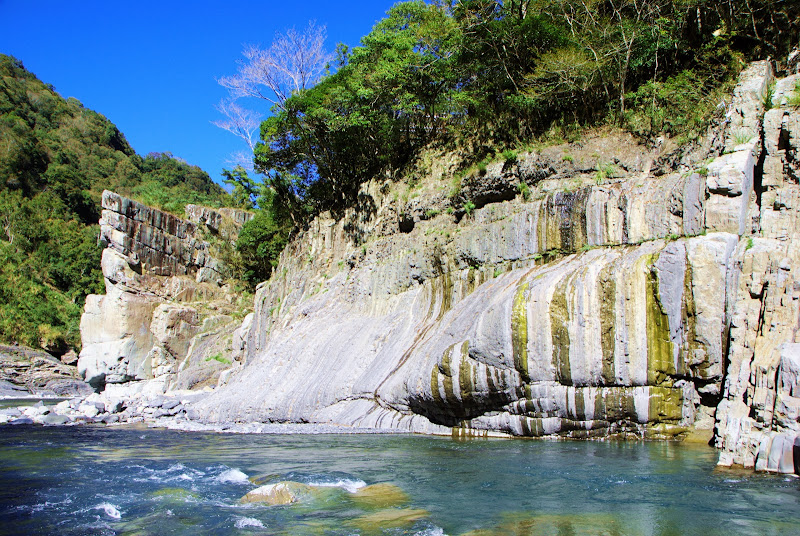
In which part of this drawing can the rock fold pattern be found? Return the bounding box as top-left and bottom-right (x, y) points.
(83, 61), (800, 474)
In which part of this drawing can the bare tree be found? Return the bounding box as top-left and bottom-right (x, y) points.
(224, 150), (259, 173)
(212, 99), (262, 151)
(214, 21), (332, 174)
(217, 21), (333, 111)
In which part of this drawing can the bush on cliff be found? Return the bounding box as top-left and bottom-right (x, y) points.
(234, 209), (290, 286)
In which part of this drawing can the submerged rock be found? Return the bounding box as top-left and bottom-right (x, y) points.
(461, 512), (628, 536)
(150, 487), (200, 501)
(350, 483), (410, 509)
(248, 474), (281, 486)
(347, 508), (429, 532)
(239, 481), (315, 505)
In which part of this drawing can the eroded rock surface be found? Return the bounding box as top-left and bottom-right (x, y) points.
(78, 192), (252, 391)
(181, 61), (800, 473)
(0, 344), (91, 397)
(713, 70), (800, 472)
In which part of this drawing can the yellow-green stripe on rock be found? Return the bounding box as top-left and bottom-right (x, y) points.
(511, 282), (530, 381)
(551, 275), (572, 385)
(598, 263), (617, 384)
(644, 253), (676, 385)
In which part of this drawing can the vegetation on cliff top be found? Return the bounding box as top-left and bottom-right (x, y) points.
(242, 0), (797, 227)
(0, 54), (232, 352)
(219, 0), (798, 300)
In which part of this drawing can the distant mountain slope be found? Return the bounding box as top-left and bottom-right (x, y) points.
(0, 54), (231, 353)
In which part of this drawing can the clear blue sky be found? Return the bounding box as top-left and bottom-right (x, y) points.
(0, 0), (398, 184)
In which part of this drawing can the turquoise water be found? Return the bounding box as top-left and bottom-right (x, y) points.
(0, 425), (798, 535)
(0, 397), (68, 409)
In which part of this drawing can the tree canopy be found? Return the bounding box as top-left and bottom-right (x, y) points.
(250, 0), (798, 225)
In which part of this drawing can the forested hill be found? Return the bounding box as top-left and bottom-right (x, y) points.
(0, 54), (231, 353)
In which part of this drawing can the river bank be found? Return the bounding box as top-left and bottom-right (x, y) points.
(0, 384), (407, 435)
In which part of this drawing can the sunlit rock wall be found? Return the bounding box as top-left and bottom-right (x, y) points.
(714, 68), (800, 472)
(78, 191), (251, 390)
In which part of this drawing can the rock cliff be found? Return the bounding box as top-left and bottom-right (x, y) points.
(77, 191), (252, 391)
(81, 60), (800, 474)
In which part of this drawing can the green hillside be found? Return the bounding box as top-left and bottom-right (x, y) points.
(0, 54), (231, 353)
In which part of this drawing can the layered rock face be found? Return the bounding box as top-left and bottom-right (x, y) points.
(78, 191), (252, 390)
(714, 69), (800, 471)
(0, 344), (92, 398)
(100, 191), (249, 282)
(188, 61), (800, 471)
(82, 61), (800, 473)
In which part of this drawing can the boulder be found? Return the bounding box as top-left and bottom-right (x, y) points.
(45, 379), (93, 397)
(43, 414), (70, 425)
(161, 398), (180, 410)
(9, 417), (34, 425)
(240, 482), (314, 505)
(60, 350), (78, 366)
(77, 403), (99, 418)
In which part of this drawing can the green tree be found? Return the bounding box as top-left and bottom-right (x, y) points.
(222, 166), (258, 209)
(255, 1), (462, 220)
(235, 210), (289, 286)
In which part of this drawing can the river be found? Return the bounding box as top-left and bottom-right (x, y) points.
(0, 424), (797, 535)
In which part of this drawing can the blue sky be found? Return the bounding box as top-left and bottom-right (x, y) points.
(0, 0), (398, 183)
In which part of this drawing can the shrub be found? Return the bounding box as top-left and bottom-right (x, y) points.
(448, 176), (462, 199)
(235, 210), (289, 287)
(518, 181), (531, 201)
(731, 128), (755, 146)
(205, 353), (231, 365)
(624, 67), (738, 144)
(594, 163), (618, 184)
(501, 149), (518, 164)
(788, 81), (800, 108)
